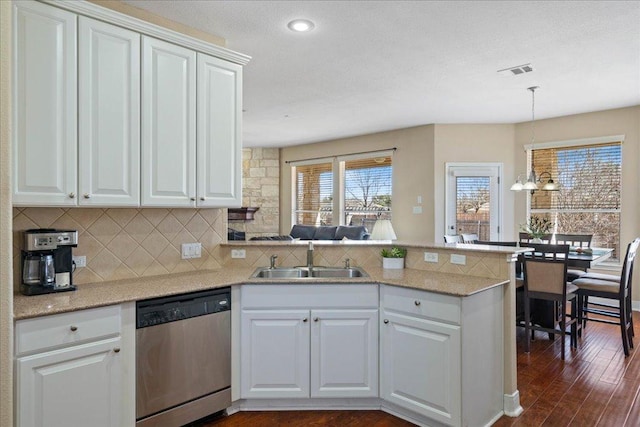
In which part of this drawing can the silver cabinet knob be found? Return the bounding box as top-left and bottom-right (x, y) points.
(383, 319), (389, 324)
(190, 197), (196, 201)
(83, 194), (90, 199)
(303, 318), (308, 322)
(314, 317), (319, 322)
(113, 348), (120, 353)
(70, 325), (78, 332)
(69, 192), (75, 199)
(414, 300), (421, 306)
(199, 197), (205, 201)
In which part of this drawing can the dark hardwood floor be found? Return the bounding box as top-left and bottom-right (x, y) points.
(199, 312), (640, 427)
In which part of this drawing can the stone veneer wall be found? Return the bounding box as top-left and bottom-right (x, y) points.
(12, 207), (228, 290)
(228, 148), (280, 240)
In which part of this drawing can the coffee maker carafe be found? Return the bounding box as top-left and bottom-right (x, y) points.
(21, 229), (78, 296)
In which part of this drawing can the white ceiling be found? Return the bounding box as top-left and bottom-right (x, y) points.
(124, 0), (640, 148)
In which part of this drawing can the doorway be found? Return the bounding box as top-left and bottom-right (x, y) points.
(445, 163), (502, 241)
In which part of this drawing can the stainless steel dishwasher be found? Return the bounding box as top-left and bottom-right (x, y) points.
(135, 288), (231, 427)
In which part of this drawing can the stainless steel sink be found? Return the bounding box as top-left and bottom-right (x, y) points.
(250, 266), (368, 279)
(251, 268), (309, 278)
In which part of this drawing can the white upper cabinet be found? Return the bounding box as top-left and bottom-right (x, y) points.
(141, 36), (197, 207)
(197, 53), (243, 208)
(79, 17), (140, 206)
(13, 0), (247, 208)
(13, 1), (78, 205)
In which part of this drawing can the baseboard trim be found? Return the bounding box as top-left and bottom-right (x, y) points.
(503, 390), (523, 417)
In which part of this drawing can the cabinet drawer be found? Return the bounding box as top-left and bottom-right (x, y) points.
(15, 305), (121, 356)
(241, 284), (378, 309)
(381, 285), (460, 325)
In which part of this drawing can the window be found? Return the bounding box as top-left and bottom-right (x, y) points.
(292, 152), (393, 229)
(530, 140), (622, 260)
(294, 161), (333, 226)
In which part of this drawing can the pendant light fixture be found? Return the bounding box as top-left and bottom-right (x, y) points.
(511, 86), (559, 193)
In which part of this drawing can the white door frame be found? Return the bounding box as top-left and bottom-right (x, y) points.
(445, 162), (503, 241)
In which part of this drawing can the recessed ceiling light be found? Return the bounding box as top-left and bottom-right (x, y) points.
(287, 19), (315, 32)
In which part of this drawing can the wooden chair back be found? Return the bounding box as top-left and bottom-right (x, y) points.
(555, 234), (593, 248)
(461, 233), (479, 243)
(519, 232), (552, 244)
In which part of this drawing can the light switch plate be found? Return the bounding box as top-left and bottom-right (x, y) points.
(412, 206), (423, 214)
(424, 252), (438, 263)
(181, 243), (202, 259)
(450, 254), (466, 265)
(231, 249), (246, 259)
(72, 256), (86, 268)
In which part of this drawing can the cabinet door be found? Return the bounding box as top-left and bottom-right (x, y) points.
(141, 36), (196, 207)
(380, 310), (461, 426)
(16, 337), (122, 427)
(13, 1), (77, 206)
(310, 309), (378, 398)
(79, 17), (140, 206)
(197, 53), (242, 207)
(240, 310), (310, 398)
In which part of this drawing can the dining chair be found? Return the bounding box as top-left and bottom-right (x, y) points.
(521, 243), (578, 360)
(573, 238), (639, 356)
(461, 233), (479, 243)
(555, 233), (593, 280)
(519, 232), (552, 244)
(444, 234), (463, 243)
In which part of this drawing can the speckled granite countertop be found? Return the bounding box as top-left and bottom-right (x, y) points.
(13, 267), (508, 320)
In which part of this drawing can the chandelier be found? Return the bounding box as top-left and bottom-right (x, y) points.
(510, 86), (559, 192)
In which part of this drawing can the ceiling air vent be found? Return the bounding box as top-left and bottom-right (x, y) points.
(497, 63), (534, 76)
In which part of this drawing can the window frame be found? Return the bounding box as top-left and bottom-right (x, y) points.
(291, 150), (394, 228)
(526, 135), (624, 266)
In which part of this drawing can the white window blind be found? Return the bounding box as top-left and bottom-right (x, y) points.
(294, 162), (333, 226)
(530, 141), (622, 259)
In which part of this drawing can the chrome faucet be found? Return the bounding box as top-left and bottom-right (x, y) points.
(269, 254), (278, 269)
(306, 242), (314, 269)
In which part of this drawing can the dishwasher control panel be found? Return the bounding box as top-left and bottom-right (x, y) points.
(136, 288), (230, 328)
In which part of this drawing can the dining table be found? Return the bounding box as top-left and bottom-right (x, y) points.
(566, 248), (614, 269)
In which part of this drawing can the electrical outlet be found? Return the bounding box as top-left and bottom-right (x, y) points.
(72, 256), (86, 267)
(412, 206), (423, 214)
(424, 252), (438, 263)
(181, 243), (202, 259)
(450, 254), (466, 265)
(231, 249), (246, 259)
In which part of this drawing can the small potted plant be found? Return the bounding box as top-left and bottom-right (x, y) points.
(521, 215), (553, 243)
(381, 246), (407, 269)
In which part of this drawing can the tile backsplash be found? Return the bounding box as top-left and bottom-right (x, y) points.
(12, 207), (227, 290)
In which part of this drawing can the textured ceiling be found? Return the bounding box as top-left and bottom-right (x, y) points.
(123, 0), (640, 147)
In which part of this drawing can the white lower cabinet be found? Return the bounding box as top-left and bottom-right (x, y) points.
(14, 304), (136, 427)
(380, 310), (461, 425)
(380, 284), (504, 427)
(240, 284), (378, 400)
(16, 337), (123, 427)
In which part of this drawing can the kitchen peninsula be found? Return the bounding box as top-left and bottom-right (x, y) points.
(14, 241), (524, 427)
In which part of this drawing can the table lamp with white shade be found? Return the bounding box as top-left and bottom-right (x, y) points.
(370, 219), (397, 240)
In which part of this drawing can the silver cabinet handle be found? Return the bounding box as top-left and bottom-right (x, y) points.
(83, 194), (90, 199)
(303, 318), (308, 322)
(314, 317), (319, 322)
(113, 348), (120, 353)
(69, 192), (75, 199)
(414, 300), (421, 306)
(70, 325), (78, 332)
(383, 319), (389, 324)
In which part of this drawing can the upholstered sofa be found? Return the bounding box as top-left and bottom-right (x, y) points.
(289, 225), (370, 240)
(249, 225), (370, 241)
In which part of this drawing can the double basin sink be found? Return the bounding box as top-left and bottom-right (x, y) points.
(251, 266), (368, 279)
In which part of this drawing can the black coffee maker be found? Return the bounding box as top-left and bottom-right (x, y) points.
(21, 229), (78, 296)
